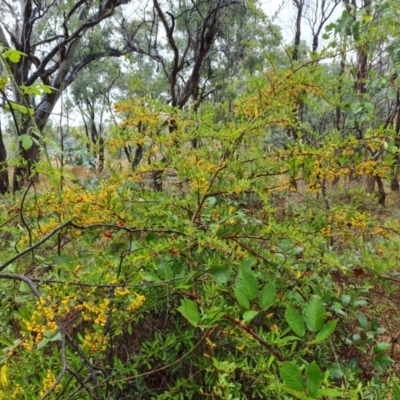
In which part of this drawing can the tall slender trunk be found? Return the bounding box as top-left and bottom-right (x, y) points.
(0, 123), (9, 194)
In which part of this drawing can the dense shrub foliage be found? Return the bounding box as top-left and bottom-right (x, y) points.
(2, 1), (400, 398)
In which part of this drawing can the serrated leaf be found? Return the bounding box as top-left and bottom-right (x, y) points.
(243, 310), (258, 323)
(309, 320), (337, 344)
(210, 265), (231, 284)
(259, 282), (276, 309)
(157, 263), (173, 280)
(280, 362), (305, 392)
(306, 361), (322, 396)
(303, 296), (324, 332)
(234, 286), (250, 309)
(330, 363), (346, 379)
(235, 264), (258, 301)
(177, 299), (200, 327)
(285, 305), (305, 337)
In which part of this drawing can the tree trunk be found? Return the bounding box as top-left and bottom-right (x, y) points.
(365, 175), (375, 193)
(0, 123), (9, 194)
(375, 176), (386, 206)
(292, 0), (304, 62)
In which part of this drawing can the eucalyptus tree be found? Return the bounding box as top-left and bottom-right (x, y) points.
(116, 0), (281, 181)
(0, 0), (141, 191)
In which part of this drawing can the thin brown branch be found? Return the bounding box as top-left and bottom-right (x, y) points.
(225, 315), (286, 362)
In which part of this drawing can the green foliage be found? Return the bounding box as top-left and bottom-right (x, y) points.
(2, 1), (400, 399)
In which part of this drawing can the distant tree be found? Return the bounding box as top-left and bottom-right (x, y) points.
(0, 0), (138, 191)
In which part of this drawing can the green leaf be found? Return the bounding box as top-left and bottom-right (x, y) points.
(364, 102), (374, 114)
(146, 231), (157, 242)
(19, 281), (32, 293)
(210, 265), (231, 284)
(243, 310), (258, 323)
(353, 299), (367, 307)
(393, 381), (400, 400)
(177, 299), (200, 327)
(306, 361), (322, 396)
(259, 282), (276, 309)
(373, 342), (391, 355)
(3, 49), (26, 63)
(50, 332), (62, 342)
(280, 362), (305, 392)
(206, 196), (217, 207)
(285, 305), (305, 337)
(316, 388), (343, 397)
(36, 338), (50, 350)
(0, 337), (13, 347)
(19, 134), (33, 150)
(234, 287), (250, 309)
(303, 296), (324, 333)
(329, 363), (346, 379)
(6, 102), (33, 115)
(357, 313), (368, 329)
(374, 354), (394, 366)
(280, 386), (312, 399)
(235, 263), (258, 302)
(157, 263), (173, 280)
(309, 320), (337, 344)
(201, 310), (225, 327)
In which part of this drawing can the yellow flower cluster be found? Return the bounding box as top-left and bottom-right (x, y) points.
(190, 175), (209, 194)
(39, 370), (61, 397)
(81, 329), (108, 354)
(106, 138), (127, 155)
(82, 298), (110, 327)
(354, 160), (377, 176)
(8, 383), (23, 399)
(238, 71), (324, 122)
(24, 297), (58, 350)
(115, 287), (130, 296)
(320, 226), (332, 238)
(127, 293), (146, 312)
(38, 181), (119, 225)
(350, 212), (367, 233)
(18, 218), (60, 248)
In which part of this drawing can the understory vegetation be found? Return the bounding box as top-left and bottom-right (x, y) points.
(1, 0), (400, 399)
